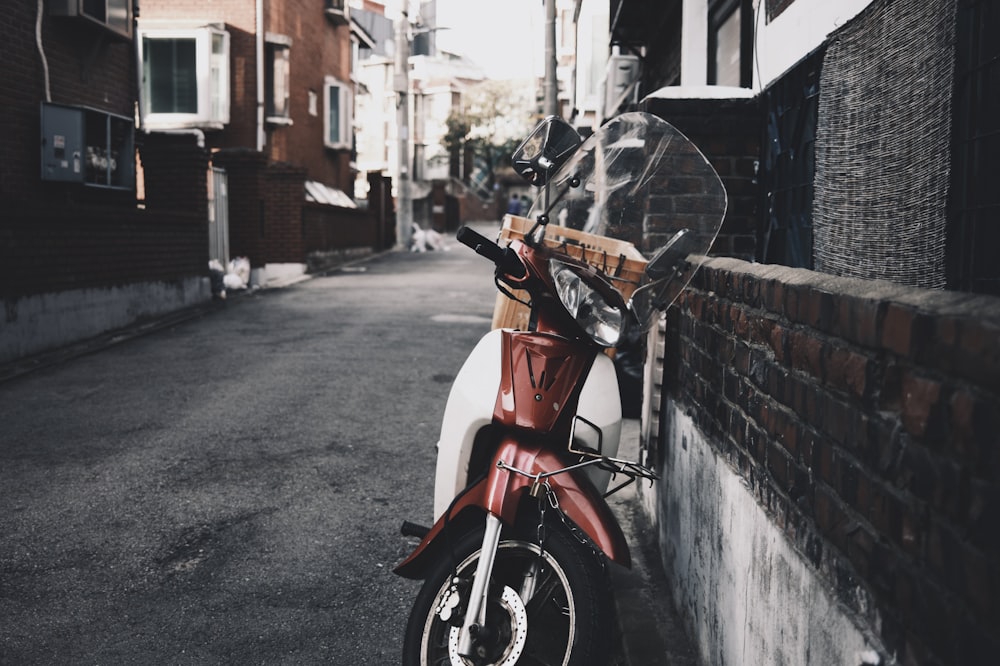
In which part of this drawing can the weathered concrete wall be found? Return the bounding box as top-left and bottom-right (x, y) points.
(1, 278), (209, 363)
(647, 401), (881, 665)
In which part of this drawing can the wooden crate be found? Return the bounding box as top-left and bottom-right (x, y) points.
(491, 215), (648, 330)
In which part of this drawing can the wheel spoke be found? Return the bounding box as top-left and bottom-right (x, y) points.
(523, 568), (562, 615)
(406, 532), (608, 666)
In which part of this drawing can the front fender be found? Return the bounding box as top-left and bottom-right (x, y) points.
(486, 439), (631, 569)
(395, 439), (630, 579)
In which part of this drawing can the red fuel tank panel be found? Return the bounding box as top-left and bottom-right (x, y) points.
(493, 331), (596, 433)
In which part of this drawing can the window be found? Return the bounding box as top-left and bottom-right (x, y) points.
(266, 35), (292, 123)
(139, 25), (230, 129)
(708, 0), (752, 87)
(324, 77), (353, 149)
(558, 7), (576, 56)
(713, 7), (741, 86)
(49, 0), (133, 41)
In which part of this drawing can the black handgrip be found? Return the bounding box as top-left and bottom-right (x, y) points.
(456, 226), (504, 262)
(400, 520), (430, 539)
(456, 226), (526, 278)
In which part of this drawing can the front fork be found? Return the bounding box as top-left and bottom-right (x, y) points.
(457, 513), (503, 658)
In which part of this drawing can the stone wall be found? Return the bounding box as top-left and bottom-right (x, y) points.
(642, 257), (1000, 665)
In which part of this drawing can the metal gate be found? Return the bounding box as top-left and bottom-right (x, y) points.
(208, 167), (230, 265)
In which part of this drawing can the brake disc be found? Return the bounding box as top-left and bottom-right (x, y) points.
(447, 585), (527, 666)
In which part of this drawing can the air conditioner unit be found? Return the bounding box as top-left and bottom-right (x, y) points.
(604, 54), (641, 115)
(49, 0), (133, 40)
(325, 0), (350, 26)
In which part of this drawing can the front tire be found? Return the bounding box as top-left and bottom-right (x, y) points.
(402, 520), (613, 665)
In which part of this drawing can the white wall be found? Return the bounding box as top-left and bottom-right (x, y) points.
(640, 400), (885, 666)
(573, 0), (609, 129)
(681, 0), (709, 85)
(753, 0), (874, 89)
(679, 0), (875, 90)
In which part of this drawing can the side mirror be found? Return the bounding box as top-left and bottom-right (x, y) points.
(511, 116), (582, 186)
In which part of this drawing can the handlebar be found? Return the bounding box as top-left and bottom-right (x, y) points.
(456, 226), (526, 279)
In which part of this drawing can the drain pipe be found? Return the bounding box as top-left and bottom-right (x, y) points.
(134, 9), (144, 131)
(255, 0), (265, 151)
(35, 0), (51, 102)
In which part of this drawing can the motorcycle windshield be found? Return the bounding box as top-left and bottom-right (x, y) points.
(528, 112), (727, 328)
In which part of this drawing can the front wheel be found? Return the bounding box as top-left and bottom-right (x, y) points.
(402, 521), (613, 666)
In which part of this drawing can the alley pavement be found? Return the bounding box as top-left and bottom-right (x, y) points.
(0, 223), (694, 664)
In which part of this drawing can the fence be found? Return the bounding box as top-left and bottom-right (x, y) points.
(644, 256), (1000, 665)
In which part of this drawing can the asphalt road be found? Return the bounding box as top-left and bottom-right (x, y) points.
(0, 231), (501, 664)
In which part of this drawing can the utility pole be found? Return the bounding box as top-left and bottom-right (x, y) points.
(394, 10), (413, 250)
(543, 0), (558, 117)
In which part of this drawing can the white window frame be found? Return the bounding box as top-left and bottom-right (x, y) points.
(265, 33), (293, 125)
(138, 24), (230, 130)
(324, 76), (353, 150)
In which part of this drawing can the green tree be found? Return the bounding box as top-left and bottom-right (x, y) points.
(443, 80), (538, 192)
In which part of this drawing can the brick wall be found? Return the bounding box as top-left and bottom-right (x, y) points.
(264, 0), (354, 191)
(266, 163), (308, 264)
(1, 134), (210, 300)
(2, 1), (136, 200)
(213, 150), (305, 267)
(139, 133), (210, 214)
(654, 257), (1000, 664)
(642, 97), (760, 262)
(304, 177), (395, 258)
(303, 204), (370, 246)
(0, 205), (206, 300)
(216, 150), (392, 268)
(0, 1), (219, 362)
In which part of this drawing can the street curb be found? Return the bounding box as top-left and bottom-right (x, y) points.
(0, 299), (229, 385)
(0, 250), (395, 386)
(1, 225), (507, 384)
(609, 421), (698, 666)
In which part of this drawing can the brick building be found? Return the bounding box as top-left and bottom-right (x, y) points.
(588, 0), (1000, 664)
(1, 1), (393, 365)
(138, 0), (391, 283)
(1, 1), (212, 363)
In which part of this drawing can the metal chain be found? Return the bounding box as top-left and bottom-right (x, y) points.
(538, 481), (604, 562)
(536, 481), (548, 547)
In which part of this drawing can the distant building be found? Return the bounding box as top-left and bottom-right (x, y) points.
(353, 0), (489, 229)
(138, 0), (374, 283)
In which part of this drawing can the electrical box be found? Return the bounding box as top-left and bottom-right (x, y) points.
(41, 103), (135, 190)
(48, 0), (133, 40)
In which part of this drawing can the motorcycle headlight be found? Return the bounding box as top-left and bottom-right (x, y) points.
(550, 260), (624, 347)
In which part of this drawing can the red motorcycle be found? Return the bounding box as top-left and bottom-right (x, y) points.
(396, 112), (727, 665)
